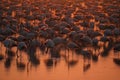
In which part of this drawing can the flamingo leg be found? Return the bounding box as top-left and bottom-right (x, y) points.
(5, 48), (8, 58)
(46, 47), (49, 53)
(65, 47), (66, 54)
(0, 42), (2, 54)
(20, 51), (22, 62)
(27, 57), (31, 73)
(72, 49), (74, 59)
(68, 48), (69, 56)
(16, 48), (19, 58)
(118, 52), (120, 59)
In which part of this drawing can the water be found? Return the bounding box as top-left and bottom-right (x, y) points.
(0, 49), (120, 80)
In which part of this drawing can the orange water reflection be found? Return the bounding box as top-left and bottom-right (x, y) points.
(0, 47), (120, 80)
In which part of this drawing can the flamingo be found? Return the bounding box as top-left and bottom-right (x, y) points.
(91, 38), (100, 61)
(17, 42), (27, 55)
(27, 43), (40, 67)
(81, 50), (91, 62)
(53, 37), (66, 45)
(28, 39), (41, 56)
(0, 35), (6, 60)
(60, 27), (70, 34)
(81, 36), (92, 47)
(3, 39), (16, 57)
(89, 22), (95, 29)
(100, 36), (109, 48)
(80, 20), (89, 30)
(15, 42), (27, 70)
(16, 35), (26, 42)
(2, 26), (16, 37)
(87, 29), (102, 38)
(67, 42), (78, 55)
(25, 32), (36, 41)
(45, 39), (55, 53)
(49, 46), (61, 58)
(68, 31), (77, 39)
(104, 29), (113, 37)
(113, 28), (120, 42)
(81, 50), (91, 72)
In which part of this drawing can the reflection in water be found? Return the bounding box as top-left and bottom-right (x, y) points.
(44, 58), (58, 69)
(0, 0), (120, 80)
(4, 57), (12, 69)
(16, 58), (26, 70)
(83, 63), (90, 72)
(113, 58), (120, 65)
(0, 54), (4, 60)
(113, 43), (120, 65)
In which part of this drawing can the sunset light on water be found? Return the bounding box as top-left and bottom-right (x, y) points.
(0, 0), (120, 80)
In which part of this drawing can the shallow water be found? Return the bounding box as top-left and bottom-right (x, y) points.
(0, 49), (120, 80)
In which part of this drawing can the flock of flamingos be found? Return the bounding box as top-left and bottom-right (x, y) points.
(0, 0), (120, 72)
